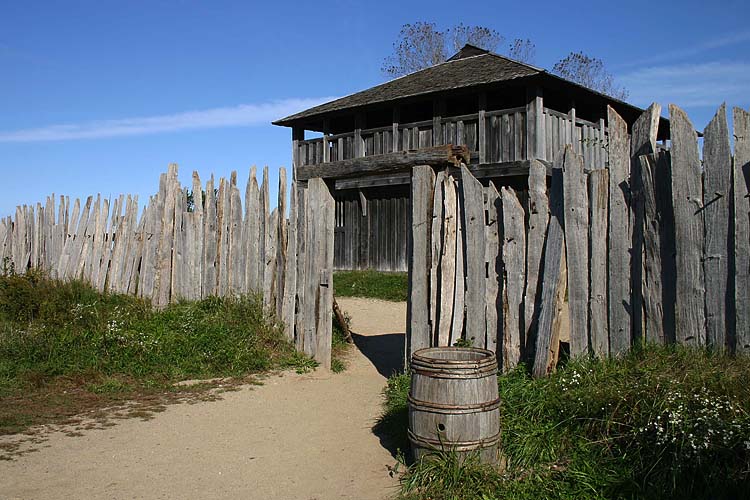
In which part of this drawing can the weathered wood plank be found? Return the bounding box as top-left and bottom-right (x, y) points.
(276, 167), (288, 318)
(229, 173), (244, 295)
(702, 104), (732, 350)
(302, 178), (334, 367)
(630, 103), (661, 344)
(67, 196), (93, 280)
(549, 250), (568, 370)
(121, 196), (141, 295)
(202, 176), (217, 297)
(485, 183), (501, 353)
(317, 180), (335, 369)
(171, 190), (185, 300)
(451, 181), (465, 346)
(156, 165), (178, 307)
(295, 184), (307, 352)
(127, 199), (146, 296)
(81, 195), (101, 283)
(90, 196), (108, 289)
(524, 159), (549, 354)
(216, 177), (230, 297)
(56, 197), (80, 279)
(266, 209), (279, 309)
(260, 167), (270, 306)
(533, 163), (565, 378)
(437, 175), (457, 346)
(589, 168), (609, 356)
(296, 145), (470, 180)
(733, 107), (750, 354)
(109, 196), (130, 293)
(657, 151), (677, 344)
(670, 104), (706, 345)
(407, 165), (436, 360)
(244, 167), (260, 293)
(190, 172), (204, 300)
(562, 146), (589, 357)
(281, 181), (297, 342)
(459, 165), (486, 346)
(501, 187), (525, 371)
(607, 106), (632, 355)
(429, 171), (445, 347)
(640, 154), (666, 344)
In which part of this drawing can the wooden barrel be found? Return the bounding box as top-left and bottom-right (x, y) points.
(408, 347), (500, 464)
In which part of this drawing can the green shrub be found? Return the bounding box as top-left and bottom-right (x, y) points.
(0, 272), (309, 386)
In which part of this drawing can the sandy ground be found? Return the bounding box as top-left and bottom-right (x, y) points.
(0, 297), (407, 500)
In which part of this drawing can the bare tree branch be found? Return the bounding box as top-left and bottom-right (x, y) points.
(448, 23), (504, 54)
(507, 38), (536, 64)
(382, 22), (505, 78)
(381, 22), (446, 78)
(552, 51), (629, 100)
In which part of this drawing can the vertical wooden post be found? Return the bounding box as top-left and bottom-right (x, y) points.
(589, 168), (609, 356)
(533, 159), (564, 378)
(354, 112), (365, 158)
(407, 165), (436, 363)
(392, 107), (400, 153)
(568, 101), (576, 152)
(460, 165), (487, 347)
(276, 167), (288, 318)
(501, 187), (526, 370)
(598, 117), (606, 168)
(630, 103), (661, 345)
(478, 92), (487, 164)
(484, 183), (501, 354)
(281, 182), (298, 342)
(301, 178), (334, 368)
(733, 107), (750, 354)
(433, 99), (444, 146)
(562, 146), (589, 357)
(524, 160), (549, 356)
(292, 127), (304, 175)
(526, 86), (545, 160)
(669, 104), (706, 346)
(322, 119), (330, 164)
(437, 175), (457, 346)
(607, 106), (632, 355)
(702, 105), (731, 351)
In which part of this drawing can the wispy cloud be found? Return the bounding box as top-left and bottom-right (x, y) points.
(614, 30), (750, 69)
(0, 97), (336, 143)
(619, 61), (750, 108)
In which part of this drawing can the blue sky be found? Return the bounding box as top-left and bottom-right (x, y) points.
(1, 0), (748, 217)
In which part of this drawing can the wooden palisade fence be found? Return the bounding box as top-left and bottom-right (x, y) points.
(0, 165), (335, 368)
(407, 103), (750, 376)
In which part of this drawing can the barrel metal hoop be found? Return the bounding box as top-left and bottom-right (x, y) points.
(408, 395), (501, 414)
(408, 429), (501, 452)
(410, 366), (498, 379)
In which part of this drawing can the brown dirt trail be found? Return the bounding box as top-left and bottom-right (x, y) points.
(0, 297), (406, 500)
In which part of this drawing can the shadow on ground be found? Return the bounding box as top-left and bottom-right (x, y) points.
(352, 331), (407, 459)
(352, 332), (405, 379)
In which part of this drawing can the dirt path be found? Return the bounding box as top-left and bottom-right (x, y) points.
(0, 297), (406, 500)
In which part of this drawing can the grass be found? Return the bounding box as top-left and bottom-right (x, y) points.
(333, 270), (408, 302)
(0, 270), (314, 438)
(380, 345), (750, 500)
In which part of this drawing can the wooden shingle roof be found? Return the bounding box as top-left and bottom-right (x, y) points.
(273, 46), (540, 126)
(274, 45), (669, 138)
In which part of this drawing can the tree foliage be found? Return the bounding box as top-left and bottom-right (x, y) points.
(552, 51), (629, 100)
(381, 22), (537, 78)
